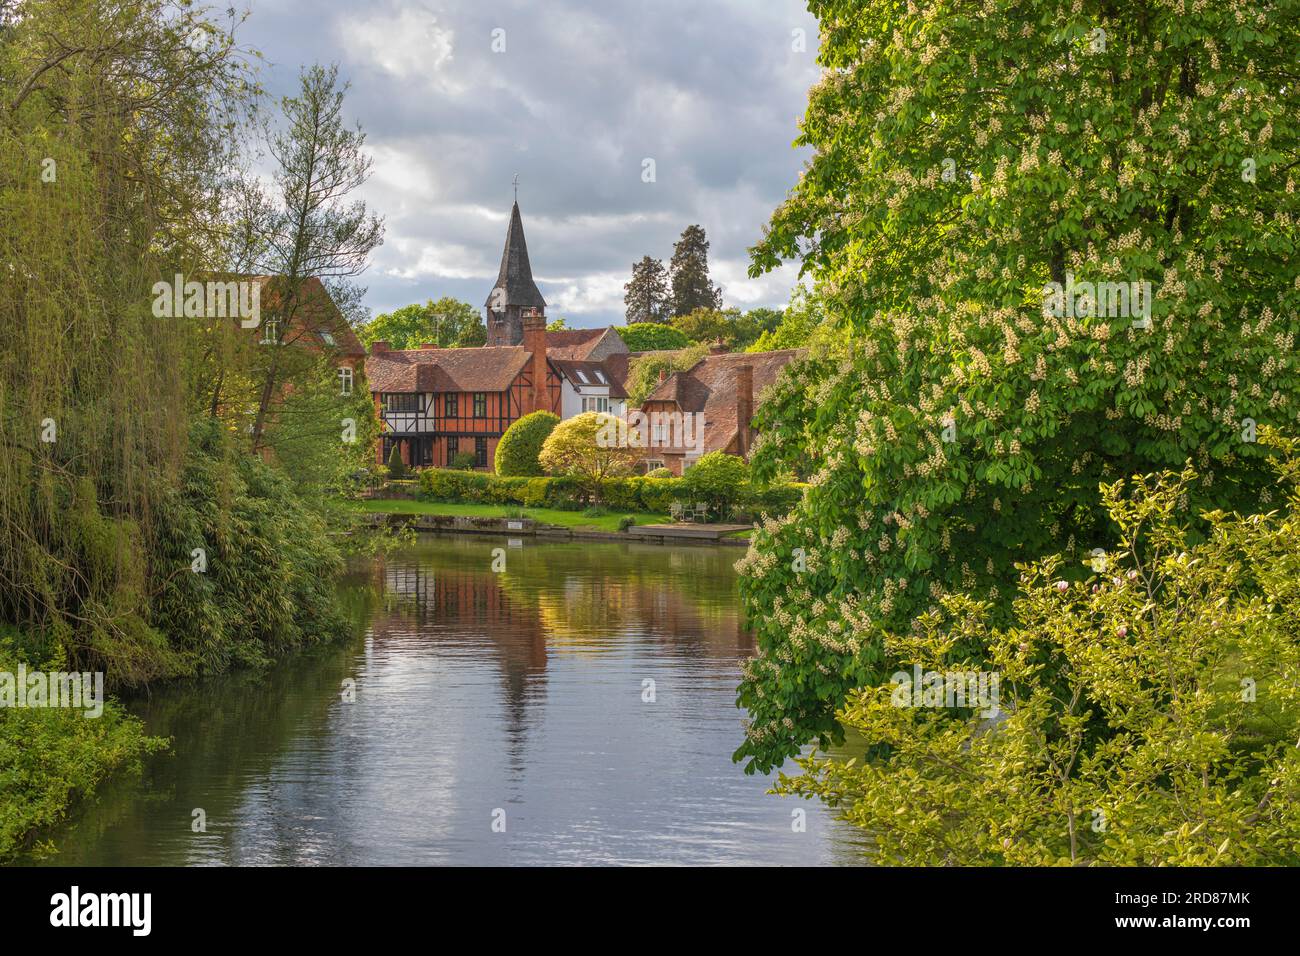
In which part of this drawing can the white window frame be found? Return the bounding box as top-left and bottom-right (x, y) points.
(338, 366), (353, 395)
(582, 396), (610, 414)
(260, 317), (280, 344)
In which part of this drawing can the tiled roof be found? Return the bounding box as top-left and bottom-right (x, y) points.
(544, 328), (606, 360)
(641, 349), (804, 454)
(244, 275), (367, 357)
(367, 346), (531, 393)
(551, 359), (628, 399)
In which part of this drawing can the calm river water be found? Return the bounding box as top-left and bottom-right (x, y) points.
(26, 533), (864, 866)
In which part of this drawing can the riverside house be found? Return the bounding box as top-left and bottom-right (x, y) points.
(366, 202), (630, 469)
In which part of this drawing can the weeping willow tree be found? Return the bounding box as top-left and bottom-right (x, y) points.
(0, 1), (358, 686)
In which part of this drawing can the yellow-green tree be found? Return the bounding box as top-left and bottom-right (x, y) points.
(539, 412), (642, 501)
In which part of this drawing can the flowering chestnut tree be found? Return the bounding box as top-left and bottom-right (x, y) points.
(735, 0), (1300, 772)
(776, 440), (1300, 865)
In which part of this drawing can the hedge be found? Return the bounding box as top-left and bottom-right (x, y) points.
(417, 468), (804, 518)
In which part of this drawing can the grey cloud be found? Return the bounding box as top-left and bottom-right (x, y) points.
(238, 0), (818, 324)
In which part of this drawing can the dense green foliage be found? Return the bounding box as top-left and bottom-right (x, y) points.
(495, 411), (560, 476)
(682, 452), (751, 517)
(619, 322), (690, 352)
(359, 297), (485, 349)
(735, 0), (1300, 773)
(0, 0), (369, 851)
(781, 437), (1300, 865)
(747, 287), (831, 354)
(625, 344), (709, 405)
(419, 466), (803, 518)
(0, 640), (165, 861)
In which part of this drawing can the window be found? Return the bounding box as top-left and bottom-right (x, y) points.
(317, 329), (336, 346)
(473, 393), (487, 418)
(475, 436), (488, 468)
(582, 396), (610, 414)
(594, 370), (608, 384)
(383, 393), (419, 413)
(260, 318), (280, 344)
(575, 369), (589, 384)
(444, 393), (458, 417)
(338, 366), (353, 395)
(446, 436), (458, 459)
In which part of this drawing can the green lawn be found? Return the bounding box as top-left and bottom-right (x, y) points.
(350, 499), (670, 533)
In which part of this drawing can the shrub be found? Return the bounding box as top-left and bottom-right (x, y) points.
(682, 452), (750, 517)
(636, 477), (681, 513)
(617, 515), (635, 532)
(495, 411), (560, 476)
(619, 322), (690, 352)
(522, 477), (551, 508)
(646, 466), (672, 479)
(386, 444), (406, 479)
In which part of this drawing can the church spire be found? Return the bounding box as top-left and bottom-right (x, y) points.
(485, 200), (546, 346)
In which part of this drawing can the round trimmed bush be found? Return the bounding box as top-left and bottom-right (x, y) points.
(495, 411), (561, 476)
(646, 466), (672, 478)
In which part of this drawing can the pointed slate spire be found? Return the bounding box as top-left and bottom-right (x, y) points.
(485, 202), (546, 311)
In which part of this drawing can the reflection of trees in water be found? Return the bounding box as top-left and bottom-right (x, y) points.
(364, 534), (750, 778)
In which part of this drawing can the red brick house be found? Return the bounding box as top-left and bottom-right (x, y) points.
(637, 347), (804, 475)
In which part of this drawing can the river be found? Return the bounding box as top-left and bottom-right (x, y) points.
(25, 533), (864, 866)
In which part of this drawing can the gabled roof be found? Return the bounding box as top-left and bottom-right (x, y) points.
(367, 346), (531, 393)
(641, 349), (805, 454)
(484, 202), (546, 310)
(544, 328), (606, 360)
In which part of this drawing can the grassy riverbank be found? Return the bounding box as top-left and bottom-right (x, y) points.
(350, 499), (671, 533)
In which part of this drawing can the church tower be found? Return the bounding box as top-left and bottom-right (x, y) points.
(485, 201), (546, 346)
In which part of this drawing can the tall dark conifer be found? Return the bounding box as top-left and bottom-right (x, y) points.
(623, 255), (669, 324)
(668, 224), (722, 317)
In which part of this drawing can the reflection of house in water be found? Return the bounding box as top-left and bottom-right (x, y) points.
(364, 544), (752, 776)
(367, 558), (548, 779)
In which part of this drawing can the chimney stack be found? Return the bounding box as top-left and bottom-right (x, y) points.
(735, 364), (754, 456)
(522, 308), (548, 414)
(371, 341), (389, 353)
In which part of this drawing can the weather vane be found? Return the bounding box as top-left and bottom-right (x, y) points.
(512, 173), (519, 202)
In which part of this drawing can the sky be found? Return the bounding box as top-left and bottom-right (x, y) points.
(234, 0), (821, 329)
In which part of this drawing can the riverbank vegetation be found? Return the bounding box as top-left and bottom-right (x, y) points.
(738, 0), (1300, 863)
(779, 440), (1300, 865)
(0, 0), (378, 857)
(416, 461), (804, 520)
(350, 499), (669, 533)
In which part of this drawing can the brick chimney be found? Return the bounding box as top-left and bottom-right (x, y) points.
(735, 364), (754, 456)
(522, 308), (548, 414)
(371, 341), (389, 353)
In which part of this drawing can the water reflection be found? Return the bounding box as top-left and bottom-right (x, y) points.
(25, 534), (865, 866)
